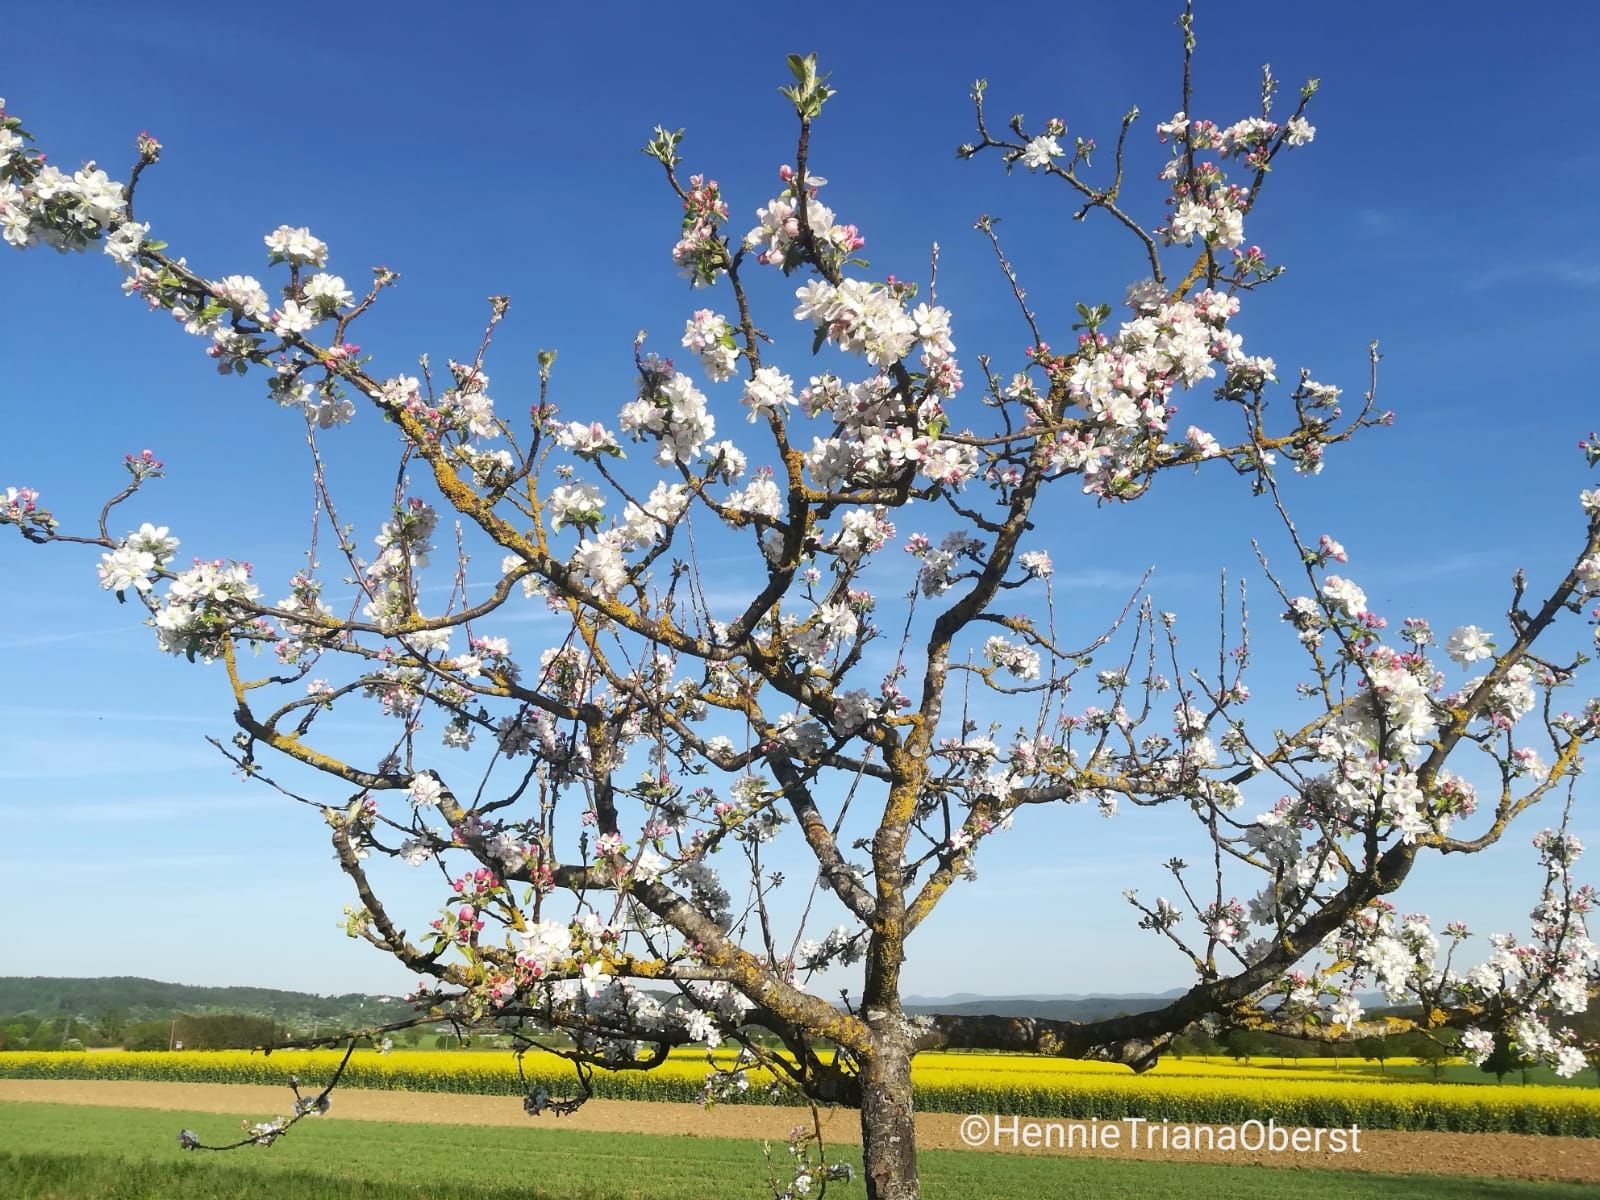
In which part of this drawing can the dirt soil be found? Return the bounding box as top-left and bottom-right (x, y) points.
(4, 1079), (1599, 1184)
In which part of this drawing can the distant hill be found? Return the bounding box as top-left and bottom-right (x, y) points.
(3, 977), (1248, 1031)
(0, 977), (412, 1028)
(902, 993), (1185, 1022)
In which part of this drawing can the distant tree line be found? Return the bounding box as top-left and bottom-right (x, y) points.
(1170, 1018), (1600, 1087)
(0, 976), (410, 1026)
(4, 1010), (290, 1051)
(1170, 1024), (1464, 1076)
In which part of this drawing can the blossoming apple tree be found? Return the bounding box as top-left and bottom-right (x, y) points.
(3, 8), (1597, 1199)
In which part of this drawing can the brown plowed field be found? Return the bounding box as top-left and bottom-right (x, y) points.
(4, 1079), (1599, 1184)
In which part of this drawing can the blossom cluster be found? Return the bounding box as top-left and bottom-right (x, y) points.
(746, 164), (863, 271)
(151, 558), (262, 661)
(670, 173), (730, 288)
(1154, 103), (1314, 253)
(1032, 286), (1276, 497)
(0, 485), (56, 542)
(681, 309), (738, 381)
(97, 522), (180, 595)
(360, 498), (439, 630)
(620, 356), (718, 467)
(1, 100), (128, 253)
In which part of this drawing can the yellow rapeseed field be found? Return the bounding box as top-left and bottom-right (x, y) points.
(2, 1049), (1596, 1135)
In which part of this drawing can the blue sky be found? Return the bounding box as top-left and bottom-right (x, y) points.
(2, 0), (1599, 1000)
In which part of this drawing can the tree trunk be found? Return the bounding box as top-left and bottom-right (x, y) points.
(859, 1040), (919, 1200)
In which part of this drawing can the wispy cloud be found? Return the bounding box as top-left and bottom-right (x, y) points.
(0, 735), (220, 781)
(972, 851), (1192, 896)
(40, 2), (355, 74)
(1462, 260), (1600, 292)
(0, 851), (248, 873)
(494, 607), (564, 626)
(29, 794), (277, 825)
(1366, 548), (1513, 582)
(1051, 567), (1152, 592)
(1050, 566), (1210, 594)
(0, 706), (215, 725)
(1355, 208), (1398, 236)
(1555, 151), (1600, 178)
(0, 625), (133, 651)
(695, 585), (778, 612)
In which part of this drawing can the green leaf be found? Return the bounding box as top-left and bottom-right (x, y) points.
(779, 52), (835, 119)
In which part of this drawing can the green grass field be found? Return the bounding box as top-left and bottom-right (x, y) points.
(0, 1102), (1594, 1200)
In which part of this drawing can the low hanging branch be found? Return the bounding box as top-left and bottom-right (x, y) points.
(178, 1040), (359, 1152)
